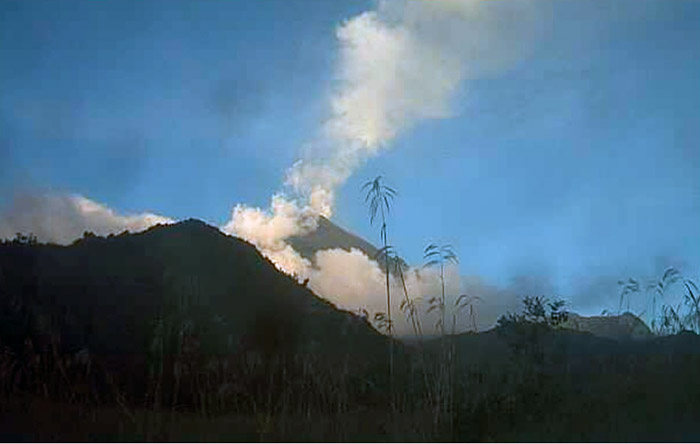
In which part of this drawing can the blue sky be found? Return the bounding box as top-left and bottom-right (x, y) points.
(1, 0), (698, 316)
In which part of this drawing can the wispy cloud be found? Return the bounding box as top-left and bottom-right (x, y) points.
(0, 192), (173, 244)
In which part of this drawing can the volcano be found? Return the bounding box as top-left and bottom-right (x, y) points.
(288, 216), (380, 263)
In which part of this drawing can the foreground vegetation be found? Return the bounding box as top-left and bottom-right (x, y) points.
(1, 211), (699, 441)
(2, 269), (699, 441)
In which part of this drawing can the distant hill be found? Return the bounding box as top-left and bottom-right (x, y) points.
(450, 321), (698, 385)
(563, 312), (652, 340)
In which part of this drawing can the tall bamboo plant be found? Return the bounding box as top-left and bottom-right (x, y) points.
(423, 244), (459, 336)
(422, 243), (459, 435)
(376, 245), (423, 337)
(363, 177), (397, 333)
(363, 176), (397, 398)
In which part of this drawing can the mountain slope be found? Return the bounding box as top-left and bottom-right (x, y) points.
(0, 219), (389, 363)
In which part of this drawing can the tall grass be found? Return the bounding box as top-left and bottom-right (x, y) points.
(3, 283), (700, 441)
(0, 323), (378, 439)
(618, 267), (700, 335)
(363, 235), (482, 439)
(651, 268), (700, 335)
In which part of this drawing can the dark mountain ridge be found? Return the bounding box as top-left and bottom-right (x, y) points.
(0, 220), (391, 403)
(1, 218), (386, 349)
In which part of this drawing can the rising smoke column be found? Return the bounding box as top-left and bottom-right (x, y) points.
(285, 0), (535, 212)
(223, 0), (536, 331)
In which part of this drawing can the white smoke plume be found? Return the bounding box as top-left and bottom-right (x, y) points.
(0, 192), (173, 244)
(223, 0), (536, 329)
(308, 247), (464, 335)
(221, 194), (318, 277)
(335, 265), (550, 336)
(308, 247), (533, 335)
(285, 0), (534, 209)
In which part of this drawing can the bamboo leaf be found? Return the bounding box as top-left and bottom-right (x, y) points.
(423, 260), (440, 269)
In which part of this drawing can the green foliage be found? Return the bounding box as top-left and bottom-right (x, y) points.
(496, 296), (569, 367)
(497, 295), (569, 329)
(9, 232), (38, 246)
